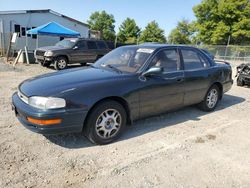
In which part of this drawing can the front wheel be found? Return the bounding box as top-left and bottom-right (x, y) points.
(84, 100), (127, 145)
(198, 85), (220, 112)
(54, 56), (68, 70)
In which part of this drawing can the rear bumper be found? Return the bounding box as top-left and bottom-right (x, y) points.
(12, 93), (87, 135)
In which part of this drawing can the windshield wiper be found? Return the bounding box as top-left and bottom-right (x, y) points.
(101, 64), (122, 73)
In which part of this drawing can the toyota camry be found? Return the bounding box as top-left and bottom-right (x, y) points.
(12, 44), (233, 144)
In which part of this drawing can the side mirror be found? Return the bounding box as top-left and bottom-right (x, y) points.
(73, 46), (78, 50)
(142, 67), (163, 77)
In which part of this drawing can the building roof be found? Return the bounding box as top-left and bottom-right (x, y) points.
(0, 9), (89, 27)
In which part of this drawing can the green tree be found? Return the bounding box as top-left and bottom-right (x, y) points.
(117, 18), (141, 44)
(193, 0), (250, 45)
(168, 19), (196, 44)
(139, 21), (166, 43)
(87, 11), (116, 41)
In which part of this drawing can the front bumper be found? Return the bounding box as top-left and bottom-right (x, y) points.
(12, 93), (88, 135)
(35, 55), (53, 63)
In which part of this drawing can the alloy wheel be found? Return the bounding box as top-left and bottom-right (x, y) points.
(58, 59), (66, 69)
(95, 109), (122, 139)
(206, 88), (218, 109)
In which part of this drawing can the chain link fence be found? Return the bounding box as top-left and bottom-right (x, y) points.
(197, 45), (250, 67)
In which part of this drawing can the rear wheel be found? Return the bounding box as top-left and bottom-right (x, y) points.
(54, 56), (68, 70)
(198, 85), (220, 112)
(84, 100), (127, 145)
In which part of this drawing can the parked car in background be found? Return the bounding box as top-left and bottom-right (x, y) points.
(13, 44), (233, 144)
(34, 38), (110, 70)
(236, 63), (250, 86)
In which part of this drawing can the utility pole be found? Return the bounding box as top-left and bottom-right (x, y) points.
(224, 35), (231, 61)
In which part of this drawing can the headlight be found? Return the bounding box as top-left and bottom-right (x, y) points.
(44, 51), (53, 56)
(28, 96), (66, 110)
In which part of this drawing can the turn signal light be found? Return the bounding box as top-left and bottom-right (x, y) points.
(27, 117), (62, 125)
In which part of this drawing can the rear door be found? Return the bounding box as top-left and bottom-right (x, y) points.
(96, 40), (110, 54)
(86, 41), (100, 63)
(180, 47), (211, 105)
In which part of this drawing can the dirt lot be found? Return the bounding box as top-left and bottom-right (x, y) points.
(0, 59), (250, 188)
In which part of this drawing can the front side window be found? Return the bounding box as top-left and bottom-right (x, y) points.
(150, 49), (179, 72)
(77, 40), (86, 49)
(94, 46), (154, 73)
(182, 49), (206, 70)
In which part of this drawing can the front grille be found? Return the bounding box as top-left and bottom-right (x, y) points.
(35, 50), (45, 56)
(17, 89), (28, 104)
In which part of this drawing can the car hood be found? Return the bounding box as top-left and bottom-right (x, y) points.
(19, 67), (125, 97)
(36, 46), (69, 51)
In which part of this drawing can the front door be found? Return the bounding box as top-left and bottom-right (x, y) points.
(139, 48), (185, 118)
(71, 40), (93, 63)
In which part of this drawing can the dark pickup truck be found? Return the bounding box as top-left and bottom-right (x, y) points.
(34, 38), (110, 70)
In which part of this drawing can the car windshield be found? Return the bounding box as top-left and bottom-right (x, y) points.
(94, 46), (154, 73)
(55, 39), (77, 48)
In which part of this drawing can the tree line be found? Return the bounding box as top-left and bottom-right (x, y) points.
(87, 0), (250, 45)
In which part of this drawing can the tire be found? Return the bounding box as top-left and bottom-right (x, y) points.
(54, 56), (68, 70)
(237, 76), (244, 86)
(198, 85), (220, 112)
(84, 100), (127, 145)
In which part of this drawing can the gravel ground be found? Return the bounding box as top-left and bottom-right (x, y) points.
(0, 59), (250, 188)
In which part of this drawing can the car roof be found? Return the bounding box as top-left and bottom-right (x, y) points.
(128, 43), (199, 50)
(63, 38), (106, 42)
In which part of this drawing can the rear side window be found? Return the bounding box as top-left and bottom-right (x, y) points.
(87, 41), (98, 49)
(181, 49), (208, 70)
(96, 41), (107, 49)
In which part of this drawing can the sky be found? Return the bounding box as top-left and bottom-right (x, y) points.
(0, 0), (202, 36)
